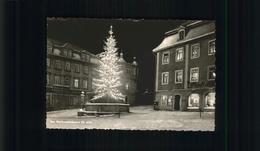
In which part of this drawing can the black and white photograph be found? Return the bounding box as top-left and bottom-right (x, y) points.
(46, 18), (216, 131)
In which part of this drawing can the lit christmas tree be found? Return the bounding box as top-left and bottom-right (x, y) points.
(91, 25), (125, 102)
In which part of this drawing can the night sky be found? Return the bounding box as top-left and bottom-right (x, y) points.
(47, 18), (186, 93)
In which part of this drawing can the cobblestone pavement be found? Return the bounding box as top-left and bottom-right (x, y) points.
(46, 105), (215, 131)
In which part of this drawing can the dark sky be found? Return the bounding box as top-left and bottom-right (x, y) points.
(47, 18), (186, 92)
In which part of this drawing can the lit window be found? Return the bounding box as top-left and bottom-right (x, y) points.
(125, 83), (129, 90)
(190, 67), (199, 82)
(208, 66), (216, 80)
(53, 48), (61, 55)
(205, 92), (215, 108)
(161, 95), (168, 106)
(83, 80), (88, 89)
(161, 72), (169, 85)
(167, 96), (173, 106)
(175, 70), (183, 83)
(208, 39), (216, 55)
(188, 93), (200, 108)
(191, 43), (200, 59)
(175, 47), (184, 62)
(74, 79), (79, 88)
(162, 51), (170, 64)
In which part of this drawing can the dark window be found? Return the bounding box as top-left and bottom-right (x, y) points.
(72, 96), (79, 105)
(68, 50), (72, 57)
(82, 54), (85, 60)
(71, 64), (75, 72)
(60, 76), (64, 85)
(65, 62), (70, 71)
(75, 64), (80, 73)
(179, 30), (185, 40)
(63, 50), (68, 56)
(55, 60), (62, 69)
(47, 58), (50, 67)
(161, 72), (169, 85)
(54, 75), (60, 85)
(86, 55), (90, 62)
(47, 74), (50, 85)
(46, 93), (53, 107)
(83, 80), (88, 88)
(162, 52), (170, 64)
(64, 76), (70, 85)
(84, 66), (89, 74)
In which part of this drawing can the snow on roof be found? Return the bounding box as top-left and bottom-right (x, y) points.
(152, 34), (179, 52)
(47, 38), (97, 57)
(185, 22), (215, 39)
(153, 21), (215, 52)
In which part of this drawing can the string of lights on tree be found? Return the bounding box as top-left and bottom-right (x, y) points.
(91, 25), (125, 102)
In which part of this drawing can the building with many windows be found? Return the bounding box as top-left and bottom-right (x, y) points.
(152, 20), (216, 111)
(46, 38), (138, 111)
(118, 52), (139, 105)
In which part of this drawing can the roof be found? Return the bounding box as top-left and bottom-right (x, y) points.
(48, 38), (138, 66)
(47, 38), (97, 58)
(152, 20), (215, 52)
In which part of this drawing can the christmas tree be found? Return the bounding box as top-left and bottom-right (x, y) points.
(91, 25), (125, 102)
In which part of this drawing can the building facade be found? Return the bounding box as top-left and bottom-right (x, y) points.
(152, 21), (216, 111)
(46, 38), (138, 111)
(118, 53), (139, 105)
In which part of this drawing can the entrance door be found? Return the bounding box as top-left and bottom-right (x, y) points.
(174, 95), (181, 110)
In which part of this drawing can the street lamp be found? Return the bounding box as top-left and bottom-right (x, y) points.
(80, 91), (85, 109)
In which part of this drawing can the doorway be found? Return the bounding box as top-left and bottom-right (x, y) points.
(174, 95), (181, 110)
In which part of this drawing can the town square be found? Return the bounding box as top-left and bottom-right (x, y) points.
(46, 19), (216, 131)
(47, 106), (214, 131)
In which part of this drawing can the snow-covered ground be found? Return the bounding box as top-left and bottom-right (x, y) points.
(46, 105), (215, 131)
